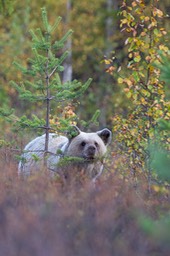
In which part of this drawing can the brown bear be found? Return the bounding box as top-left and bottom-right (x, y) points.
(18, 126), (112, 182)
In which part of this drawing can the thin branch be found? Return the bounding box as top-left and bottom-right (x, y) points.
(49, 65), (59, 78)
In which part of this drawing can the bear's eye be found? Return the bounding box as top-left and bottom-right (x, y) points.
(81, 141), (86, 147)
(95, 142), (99, 147)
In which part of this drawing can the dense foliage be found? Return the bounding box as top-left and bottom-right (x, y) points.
(110, 0), (170, 186)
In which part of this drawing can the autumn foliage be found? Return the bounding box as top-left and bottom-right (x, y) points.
(0, 1), (170, 255)
(109, 0), (170, 184)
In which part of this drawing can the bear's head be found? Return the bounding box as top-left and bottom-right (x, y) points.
(65, 126), (112, 161)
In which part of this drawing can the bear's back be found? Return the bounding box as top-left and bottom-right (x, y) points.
(18, 133), (68, 175)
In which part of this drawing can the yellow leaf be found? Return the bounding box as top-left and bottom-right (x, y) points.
(152, 185), (160, 192)
(159, 44), (169, 52)
(104, 59), (111, 65)
(121, 18), (128, 25)
(140, 97), (146, 104)
(106, 66), (115, 73)
(132, 2), (137, 8)
(124, 88), (130, 93)
(124, 78), (133, 86)
(128, 53), (133, 58)
(153, 8), (163, 18)
(134, 55), (141, 63)
(118, 77), (124, 84)
(144, 16), (150, 22)
(141, 31), (146, 36)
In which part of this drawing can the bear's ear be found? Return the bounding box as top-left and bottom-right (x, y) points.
(97, 128), (112, 146)
(67, 125), (81, 140)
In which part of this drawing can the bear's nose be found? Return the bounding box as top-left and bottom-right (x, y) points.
(88, 145), (96, 155)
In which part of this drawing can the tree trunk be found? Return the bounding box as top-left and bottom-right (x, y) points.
(100, 0), (118, 126)
(63, 0), (72, 83)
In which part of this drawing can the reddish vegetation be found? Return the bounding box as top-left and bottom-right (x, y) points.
(0, 151), (169, 256)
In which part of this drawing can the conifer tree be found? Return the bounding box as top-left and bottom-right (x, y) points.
(2, 7), (92, 160)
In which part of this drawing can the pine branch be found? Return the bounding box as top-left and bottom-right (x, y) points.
(50, 16), (62, 34)
(0, 107), (14, 117)
(59, 29), (73, 45)
(49, 52), (69, 78)
(41, 7), (49, 32)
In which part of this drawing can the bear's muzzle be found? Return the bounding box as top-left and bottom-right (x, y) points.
(84, 145), (96, 160)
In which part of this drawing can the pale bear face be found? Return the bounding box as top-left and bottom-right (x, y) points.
(65, 127), (112, 161)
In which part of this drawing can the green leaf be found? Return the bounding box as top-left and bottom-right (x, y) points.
(132, 71), (140, 82)
(134, 55), (141, 62)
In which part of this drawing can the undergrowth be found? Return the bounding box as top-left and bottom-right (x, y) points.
(0, 148), (169, 256)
